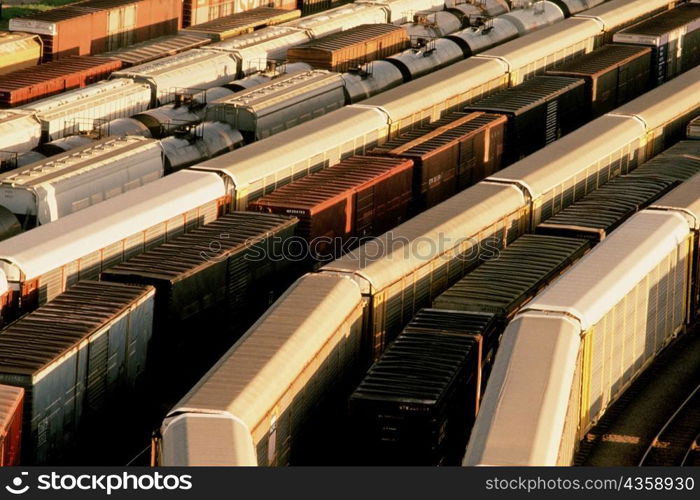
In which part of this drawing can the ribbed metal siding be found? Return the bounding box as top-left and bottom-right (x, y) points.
(580, 237), (690, 431)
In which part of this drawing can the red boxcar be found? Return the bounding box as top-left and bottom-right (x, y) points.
(0, 57), (122, 108)
(248, 155), (413, 258)
(0, 385), (23, 466)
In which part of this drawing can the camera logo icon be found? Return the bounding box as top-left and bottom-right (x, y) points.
(5, 472), (29, 495)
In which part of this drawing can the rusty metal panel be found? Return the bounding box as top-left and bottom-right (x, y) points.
(0, 57), (122, 108)
(248, 155), (413, 256)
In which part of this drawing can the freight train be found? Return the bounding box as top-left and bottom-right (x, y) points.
(0, 0), (692, 324)
(154, 65), (700, 465)
(464, 155), (700, 466)
(0, 0), (693, 465)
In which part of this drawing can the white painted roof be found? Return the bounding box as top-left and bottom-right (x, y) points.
(0, 170), (225, 280)
(322, 182), (527, 292)
(463, 311), (581, 466)
(650, 171), (700, 229)
(524, 211), (690, 331)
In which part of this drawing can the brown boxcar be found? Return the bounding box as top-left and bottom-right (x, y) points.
(546, 44), (653, 119)
(287, 24), (409, 72)
(370, 112), (507, 210)
(182, 0), (298, 28)
(102, 33), (211, 67)
(181, 7), (301, 41)
(248, 155), (413, 257)
(0, 57), (122, 108)
(8, 0), (183, 61)
(0, 385), (23, 466)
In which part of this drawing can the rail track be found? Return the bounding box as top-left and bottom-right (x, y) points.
(639, 384), (700, 466)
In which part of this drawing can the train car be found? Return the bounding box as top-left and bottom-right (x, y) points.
(0, 136), (164, 228)
(9, 0), (183, 61)
(360, 56), (509, 138)
(0, 111), (42, 161)
(0, 385), (23, 466)
(689, 116), (700, 139)
(625, 140), (700, 183)
(573, 0), (679, 46)
(102, 34), (211, 67)
(129, 86), (234, 138)
(545, 43), (653, 118)
(287, 24), (409, 72)
(402, 11), (463, 39)
(110, 49), (239, 106)
(465, 209), (693, 465)
(535, 176), (678, 241)
(550, 0), (605, 17)
(181, 0), (297, 28)
(0, 169), (226, 314)
(321, 181), (529, 360)
(486, 65), (700, 228)
(0, 57), (122, 108)
(181, 7), (301, 40)
(476, 16), (603, 86)
(157, 273), (365, 466)
(341, 60), (405, 103)
(285, 3), (391, 38)
(445, 18), (520, 58)
(101, 212), (298, 350)
(191, 106), (389, 209)
(159, 122), (244, 171)
(360, 0), (445, 25)
(248, 155), (413, 254)
(463, 75), (587, 163)
(384, 38), (465, 81)
(36, 135), (96, 156)
(612, 65), (700, 155)
(204, 27), (312, 77)
(0, 32), (42, 75)
(205, 70), (346, 141)
(498, 1), (565, 36)
(0, 281), (155, 464)
(348, 321), (484, 465)
(612, 4), (700, 86)
(17, 79), (152, 141)
(369, 111), (507, 207)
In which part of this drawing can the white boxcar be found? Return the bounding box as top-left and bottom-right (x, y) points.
(465, 210), (692, 466)
(286, 4), (390, 38)
(0, 169), (226, 309)
(0, 136), (164, 227)
(205, 70), (346, 140)
(110, 50), (239, 106)
(18, 79), (152, 141)
(159, 273), (365, 466)
(321, 181), (529, 359)
(359, 0), (445, 24)
(363, 56), (509, 137)
(0, 111), (41, 161)
(477, 17), (602, 85)
(0, 280), (155, 464)
(499, 1), (564, 36)
(205, 27), (312, 77)
(191, 105), (390, 208)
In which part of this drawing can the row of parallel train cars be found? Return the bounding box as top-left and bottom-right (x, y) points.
(1, 0), (698, 234)
(0, 0), (697, 465)
(0, 0), (593, 166)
